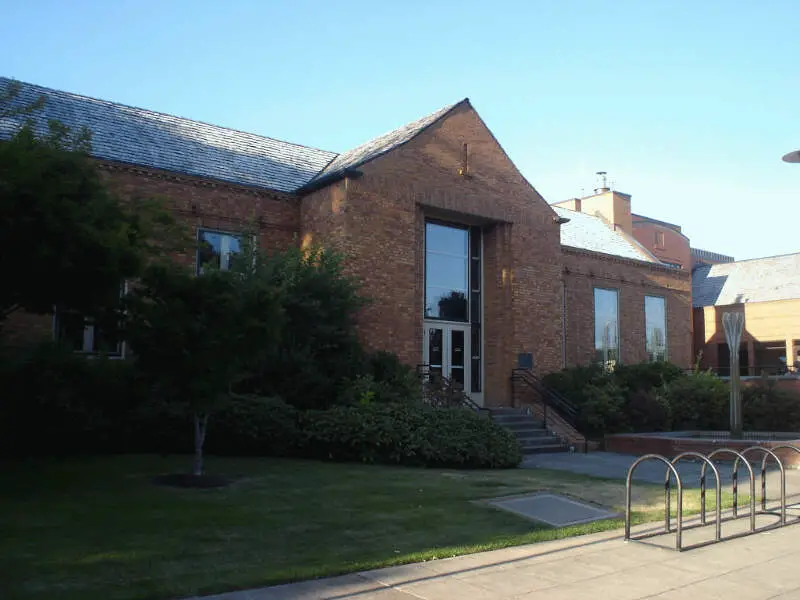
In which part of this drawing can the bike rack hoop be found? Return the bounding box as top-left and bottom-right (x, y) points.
(626, 454), (684, 551)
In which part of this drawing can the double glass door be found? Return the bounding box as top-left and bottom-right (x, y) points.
(424, 322), (470, 390)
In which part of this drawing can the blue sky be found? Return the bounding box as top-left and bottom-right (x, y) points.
(3, 0), (799, 260)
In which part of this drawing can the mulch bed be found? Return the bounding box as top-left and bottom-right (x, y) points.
(152, 473), (237, 488)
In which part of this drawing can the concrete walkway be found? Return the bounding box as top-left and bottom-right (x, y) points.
(191, 515), (800, 599)
(522, 451), (800, 491)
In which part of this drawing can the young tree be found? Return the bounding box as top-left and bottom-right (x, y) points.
(238, 244), (367, 409)
(0, 84), (180, 326)
(124, 262), (282, 476)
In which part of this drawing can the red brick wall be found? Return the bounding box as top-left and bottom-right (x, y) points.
(104, 164), (300, 263)
(562, 248), (693, 368)
(3, 163), (300, 344)
(298, 103), (565, 405)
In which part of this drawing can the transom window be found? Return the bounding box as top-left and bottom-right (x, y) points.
(645, 295), (667, 362)
(197, 229), (241, 274)
(594, 288), (619, 369)
(425, 222), (469, 321)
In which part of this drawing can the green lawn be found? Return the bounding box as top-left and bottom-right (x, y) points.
(0, 455), (727, 600)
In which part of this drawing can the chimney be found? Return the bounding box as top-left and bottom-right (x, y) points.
(594, 171), (610, 194)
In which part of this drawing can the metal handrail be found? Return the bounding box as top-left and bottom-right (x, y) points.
(734, 446), (787, 523)
(511, 368), (579, 423)
(416, 364), (491, 417)
(700, 449), (756, 532)
(625, 454), (684, 551)
(665, 452), (722, 542)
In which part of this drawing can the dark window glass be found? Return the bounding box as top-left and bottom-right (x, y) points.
(425, 223), (469, 320)
(594, 288), (619, 369)
(645, 296), (667, 362)
(56, 313), (122, 355)
(197, 230), (241, 274)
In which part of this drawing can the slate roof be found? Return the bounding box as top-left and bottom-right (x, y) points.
(0, 78), (466, 195)
(309, 101), (462, 184)
(692, 253), (800, 307)
(0, 77), (337, 193)
(554, 206), (659, 263)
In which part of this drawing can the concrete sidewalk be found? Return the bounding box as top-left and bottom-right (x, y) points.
(192, 514), (800, 600)
(522, 451), (800, 494)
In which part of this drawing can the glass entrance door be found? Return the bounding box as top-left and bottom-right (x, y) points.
(424, 322), (470, 391)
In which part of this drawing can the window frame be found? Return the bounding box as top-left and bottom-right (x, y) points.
(593, 286), (620, 369)
(52, 281), (128, 358)
(196, 228), (244, 275)
(644, 294), (668, 362)
(424, 220), (471, 323)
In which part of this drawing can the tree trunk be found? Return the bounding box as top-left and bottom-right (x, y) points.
(193, 413), (209, 476)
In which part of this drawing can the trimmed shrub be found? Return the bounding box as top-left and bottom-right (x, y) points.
(661, 372), (728, 430)
(574, 382), (629, 438)
(0, 342), (148, 455)
(209, 395), (299, 456)
(300, 403), (522, 468)
(614, 362), (684, 392)
(627, 388), (671, 432)
(743, 381), (800, 431)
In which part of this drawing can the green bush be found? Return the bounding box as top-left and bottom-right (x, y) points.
(627, 389), (671, 432)
(209, 395), (300, 456)
(239, 246), (367, 410)
(574, 382), (628, 438)
(743, 381), (800, 431)
(0, 342), (148, 455)
(543, 361), (722, 437)
(300, 403), (522, 468)
(614, 362), (684, 392)
(661, 372), (728, 430)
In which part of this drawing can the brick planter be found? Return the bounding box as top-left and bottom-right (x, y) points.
(604, 432), (800, 468)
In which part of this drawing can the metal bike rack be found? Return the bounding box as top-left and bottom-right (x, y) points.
(760, 445), (800, 519)
(625, 444), (800, 552)
(666, 452), (722, 542)
(625, 454), (684, 551)
(700, 448), (756, 532)
(733, 446), (786, 524)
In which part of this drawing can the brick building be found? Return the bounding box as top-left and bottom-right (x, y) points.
(1, 78), (692, 406)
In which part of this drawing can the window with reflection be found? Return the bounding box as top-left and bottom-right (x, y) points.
(425, 222), (469, 321)
(645, 296), (667, 362)
(197, 229), (241, 274)
(594, 288), (619, 369)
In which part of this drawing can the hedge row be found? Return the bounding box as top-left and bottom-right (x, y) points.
(0, 347), (521, 468)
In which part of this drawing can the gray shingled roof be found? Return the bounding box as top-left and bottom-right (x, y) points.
(0, 77), (337, 193)
(554, 206), (658, 263)
(692, 253), (800, 307)
(310, 101), (462, 184)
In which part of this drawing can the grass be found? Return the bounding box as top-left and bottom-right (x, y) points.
(0, 455), (739, 600)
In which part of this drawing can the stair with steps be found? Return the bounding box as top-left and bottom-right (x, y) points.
(491, 408), (568, 454)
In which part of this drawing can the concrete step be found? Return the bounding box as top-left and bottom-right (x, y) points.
(490, 407), (527, 416)
(492, 415), (541, 426)
(521, 441), (569, 455)
(513, 428), (557, 440)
